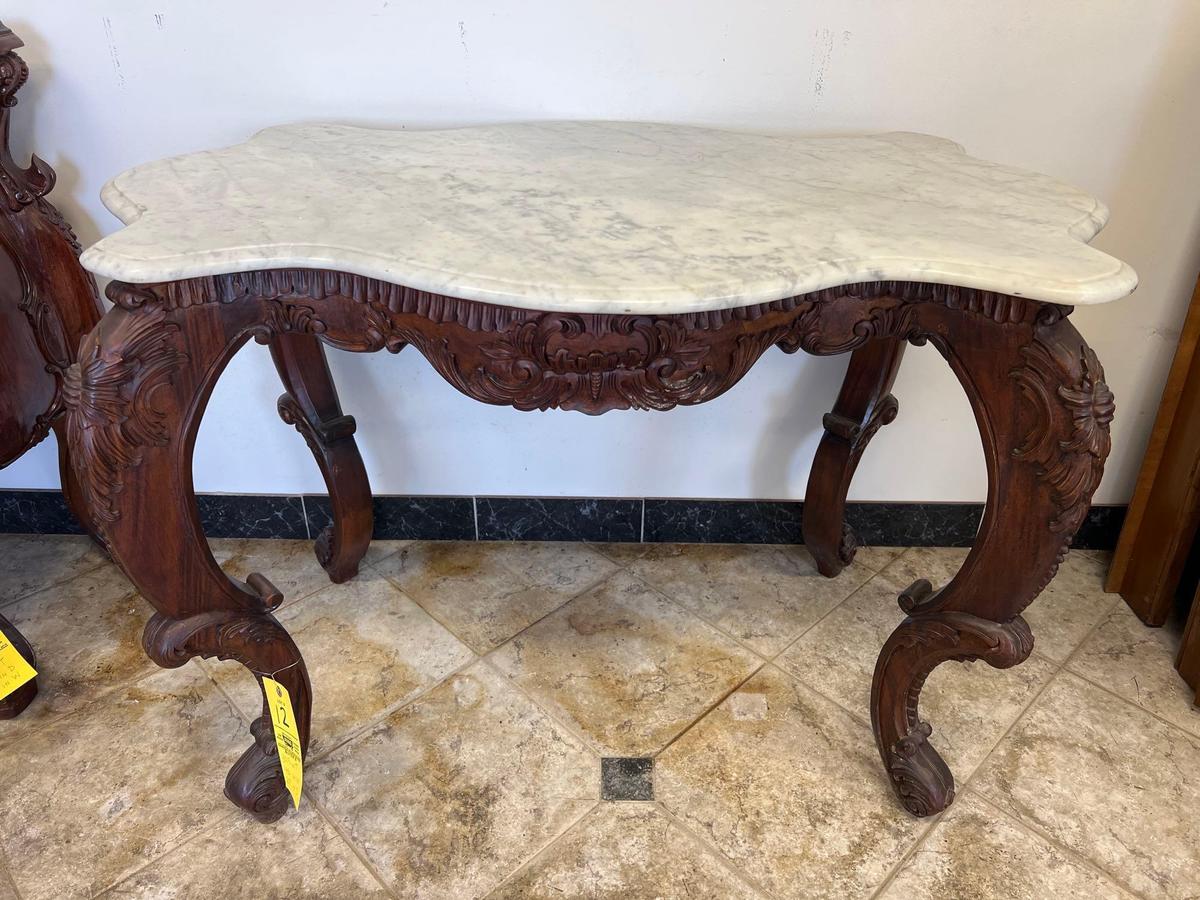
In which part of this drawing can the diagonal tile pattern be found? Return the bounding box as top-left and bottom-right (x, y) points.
(98, 805), (390, 898)
(374, 541), (618, 652)
(0, 535), (1195, 899)
(656, 664), (931, 899)
(0, 535), (107, 605)
(491, 569), (761, 755)
(201, 568), (476, 757)
(310, 662), (598, 899)
(777, 569), (1058, 777)
(624, 543), (890, 656)
(0, 664), (249, 900)
(878, 792), (1136, 899)
(0, 565), (158, 751)
(490, 803), (765, 898)
(1068, 602), (1200, 738)
(972, 673), (1200, 899)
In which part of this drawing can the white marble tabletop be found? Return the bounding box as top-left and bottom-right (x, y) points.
(82, 121), (1136, 314)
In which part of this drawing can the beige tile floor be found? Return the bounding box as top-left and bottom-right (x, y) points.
(0, 535), (1197, 899)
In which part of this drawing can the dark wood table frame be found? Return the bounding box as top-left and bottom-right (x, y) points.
(0, 24), (348, 727)
(63, 267), (1112, 822)
(0, 24), (103, 718)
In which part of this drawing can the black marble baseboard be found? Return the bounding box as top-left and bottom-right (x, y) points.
(0, 490), (1126, 550)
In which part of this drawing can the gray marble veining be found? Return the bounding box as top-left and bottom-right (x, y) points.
(82, 122), (1136, 311)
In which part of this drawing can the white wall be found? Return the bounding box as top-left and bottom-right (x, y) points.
(3, 1), (1198, 503)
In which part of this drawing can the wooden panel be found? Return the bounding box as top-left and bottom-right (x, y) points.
(1179, 585), (1200, 706)
(1107, 274), (1200, 625)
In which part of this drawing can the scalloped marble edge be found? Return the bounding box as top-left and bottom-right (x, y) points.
(80, 121), (1138, 314)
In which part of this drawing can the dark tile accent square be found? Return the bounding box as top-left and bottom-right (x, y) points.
(601, 757), (653, 801)
(0, 490), (86, 534)
(197, 494), (308, 539)
(477, 497), (641, 542)
(643, 499), (802, 544)
(304, 495), (476, 541)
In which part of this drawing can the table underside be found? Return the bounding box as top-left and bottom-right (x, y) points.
(62, 269), (1112, 823)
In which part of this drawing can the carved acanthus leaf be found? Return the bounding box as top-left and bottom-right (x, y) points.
(1013, 341), (1113, 534)
(62, 307), (187, 524)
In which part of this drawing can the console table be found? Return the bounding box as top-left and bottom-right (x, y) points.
(67, 121), (1135, 823)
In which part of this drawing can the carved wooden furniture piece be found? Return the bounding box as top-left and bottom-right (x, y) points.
(0, 22), (103, 717)
(67, 121), (1134, 822)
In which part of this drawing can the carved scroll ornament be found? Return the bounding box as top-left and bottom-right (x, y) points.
(62, 306), (188, 524)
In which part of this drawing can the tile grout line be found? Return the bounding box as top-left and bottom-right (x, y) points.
(307, 794), (404, 899)
(750, 546), (916, 672)
(761, 557), (903, 666)
(477, 654), (608, 762)
(0, 636), (189, 755)
(653, 800), (782, 899)
(479, 800), (602, 898)
(954, 605), (1116, 800)
(7, 541), (1161, 898)
(301, 651), (483, 765)
(938, 608), (1155, 893)
(1061, 649), (1200, 746)
(622, 571), (778, 665)
(89, 808), (242, 898)
(369, 569), (495, 656)
(376, 547), (622, 658)
(511, 549), (916, 761)
(650, 658), (768, 760)
(0, 835), (24, 900)
(371, 551), (627, 759)
(0, 548), (112, 611)
(644, 545), (908, 676)
(966, 788), (1153, 900)
(639, 498), (646, 543)
(863, 810), (945, 900)
(472, 497), (480, 541)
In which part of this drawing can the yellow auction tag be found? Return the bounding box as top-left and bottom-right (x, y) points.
(0, 634), (37, 700)
(262, 676), (303, 808)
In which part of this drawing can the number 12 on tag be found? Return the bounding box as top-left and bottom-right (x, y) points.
(262, 676), (303, 809)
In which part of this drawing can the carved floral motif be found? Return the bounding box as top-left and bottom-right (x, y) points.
(63, 307), (187, 524)
(1013, 341), (1114, 534)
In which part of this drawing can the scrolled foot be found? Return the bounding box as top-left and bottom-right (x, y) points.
(884, 721), (955, 816)
(141, 600), (311, 823)
(872, 609), (1033, 817)
(225, 715), (290, 823)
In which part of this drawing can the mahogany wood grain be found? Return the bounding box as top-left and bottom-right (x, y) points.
(1107, 273), (1200, 625)
(269, 332), (372, 583)
(804, 337), (905, 577)
(0, 22), (103, 717)
(64, 270), (1112, 821)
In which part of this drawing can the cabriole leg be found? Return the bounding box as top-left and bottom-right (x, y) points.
(803, 337), (905, 576)
(64, 291), (314, 822)
(867, 303), (1112, 816)
(270, 332), (372, 583)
